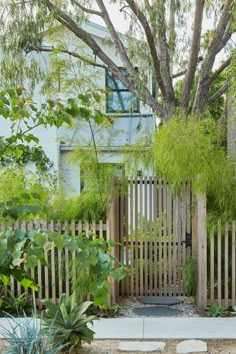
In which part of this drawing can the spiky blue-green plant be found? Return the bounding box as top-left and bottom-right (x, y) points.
(0, 311), (65, 354)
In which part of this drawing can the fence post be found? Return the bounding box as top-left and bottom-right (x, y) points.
(107, 178), (120, 305)
(195, 193), (207, 308)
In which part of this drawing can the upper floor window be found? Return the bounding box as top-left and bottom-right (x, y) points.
(106, 69), (139, 114)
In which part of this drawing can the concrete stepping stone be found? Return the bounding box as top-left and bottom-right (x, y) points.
(119, 341), (166, 352)
(138, 296), (183, 305)
(176, 340), (207, 353)
(133, 306), (183, 317)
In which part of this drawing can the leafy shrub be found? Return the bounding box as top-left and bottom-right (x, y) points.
(87, 304), (121, 318)
(205, 304), (229, 317)
(49, 190), (107, 222)
(0, 290), (31, 315)
(42, 293), (96, 348)
(71, 234), (127, 306)
(0, 312), (64, 353)
(182, 256), (198, 296)
(0, 167), (54, 222)
(153, 115), (236, 221)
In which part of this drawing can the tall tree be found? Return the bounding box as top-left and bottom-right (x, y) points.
(0, 0), (235, 121)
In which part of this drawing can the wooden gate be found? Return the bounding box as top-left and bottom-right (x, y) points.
(117, 177), (193, 297)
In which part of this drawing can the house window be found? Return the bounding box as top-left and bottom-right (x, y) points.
(106, 69), (139, 113)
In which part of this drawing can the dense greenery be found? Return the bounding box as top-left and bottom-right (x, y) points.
(0, 289), (31, 315)
(153, 114), (236, 221)
(42, 294), (96, 348)
(71, 234), (127, 306)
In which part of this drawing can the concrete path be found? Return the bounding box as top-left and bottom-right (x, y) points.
(0, 317), (236, 340)
(92, 317), (236, 340)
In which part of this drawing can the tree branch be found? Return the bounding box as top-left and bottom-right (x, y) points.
(193, 0), (234, 112)
(42, 0), (164, 116)
(94, 0), (164, 115)
(124, 0), (167, 99)
(181, 0), (205, 111)
(96, 0), (137, 78)
(209, 56), (232, 84)
(208, 82), (229, 104)
(150, 0), (176, 113)
(172, 69), (186, 79)
(72, 0), (103, 17)
(168, 0), (176, 74)
(27, 45), (109, 70)
(217, 28), (233, 54)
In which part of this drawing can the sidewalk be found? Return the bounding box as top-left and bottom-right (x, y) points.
(0, 317), (236, 340)
(92, 317), (236, 340)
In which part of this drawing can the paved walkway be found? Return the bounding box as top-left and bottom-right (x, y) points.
(0, 317), (236, 340)
(92, 317), (236, 340)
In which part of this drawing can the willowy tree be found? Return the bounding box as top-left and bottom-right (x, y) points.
(0, 0), (235, 121)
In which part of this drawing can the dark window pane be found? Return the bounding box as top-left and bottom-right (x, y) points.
(107, 72), (127, 90)
(107, 91), (139, 113)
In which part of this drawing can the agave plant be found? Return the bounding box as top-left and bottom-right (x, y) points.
(0, 311), (64, 354)
(42, 293), (97, 348)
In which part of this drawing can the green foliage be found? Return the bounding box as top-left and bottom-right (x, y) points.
(0, 168), (54, 222)
(0, 145), (54, 173)
(48, 191), (107, 222)
(153, 114), (236, 221)
(174, 74), (226, 121)
(0, 312), (64, 354)
(42, 293), (96, 348)
(49, 191), (107, 222)
(231, 305), (236, 315)
(205, 304), (229, 317)
(0, 227), (66, 289)
(0, 290), (31, 315)
(182, 256), (198, 296)
(87, 304), (121, 318)
(71, 234), (127, 306)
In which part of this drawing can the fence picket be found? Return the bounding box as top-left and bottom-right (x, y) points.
(153, 177), (158, 295)
(135, 176), (139, 297)
(225, 223), (229, 308)
(232, 221), (236, 306)
(217, 221), (222, 306)
(140, 176), (144, 296)
(159, 179), (163, 296)
(210, 227), (215, 305)
(167, 187), (172, 295)
(149, 176), (153, 295)
(144, 177), (148, 296)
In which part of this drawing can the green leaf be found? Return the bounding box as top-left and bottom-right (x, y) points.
(87, 255), (98, 266)
(15, 229), (26, 240)
(20, 278), (39, 291)
(110, 267), (127, 281)
(92, 93), (102, 103)
(53, 235), (65, 250)
(78, 94), (91, 105)
(94, 110), (105, 124)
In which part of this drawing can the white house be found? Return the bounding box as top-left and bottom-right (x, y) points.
(0, 21), (156, 195)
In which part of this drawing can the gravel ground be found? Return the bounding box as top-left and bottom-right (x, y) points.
(78, 339), (236, 353)
(117, 296), (200, 318)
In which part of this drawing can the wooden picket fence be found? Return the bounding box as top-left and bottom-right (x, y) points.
(2, 220), (113, 307)
(109, 177), (193, 298)
(207, 221), (236, 307)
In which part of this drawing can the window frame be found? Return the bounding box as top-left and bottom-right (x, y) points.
(105, 69), (140, 114)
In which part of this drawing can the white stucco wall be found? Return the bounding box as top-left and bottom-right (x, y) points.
(0, 21), (155, 195)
